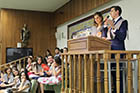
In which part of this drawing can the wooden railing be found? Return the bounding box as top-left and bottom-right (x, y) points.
(61, 50), (140, 93)
(0, 56), (28, 71)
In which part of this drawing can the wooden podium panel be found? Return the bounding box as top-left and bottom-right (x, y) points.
(68, 36), (111, 53)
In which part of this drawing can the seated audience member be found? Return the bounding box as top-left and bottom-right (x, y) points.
(46, 55), (54, 67)
(11, 68), (20, 88)
(29, 56), (45, 93)
(3, 68), (14, 84)
(0, 68), (20, 93)
(0, 71), (4, 85)
(44, 49), (52, 60)
(0, 68), (14, 89)
(35, 56), (44, 76)
(42, 55), (54, 77)
(26, 56), (33, 71)
(54, 47), (60, 58)
(1, 68), (20, 88)
(12, 71), (31, 93)
(38, 56), (62, 93)
(26, 56), (39, 79)
(63, 47), (68, 53)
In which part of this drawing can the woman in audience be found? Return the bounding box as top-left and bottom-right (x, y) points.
(28, 56), (44, 93)
(45, 49), (52, 59)
(63, 47), (68, 53)
(26, 56), (32, 70)
(93, 12), (104, 38)
(54, 47), (60, 58)
(1, 68), (14, 84)
(1, 68), (20, 88)
(0, 68), (14, 90)
(38, 56), (61, 93)
(11, 68), (20, 88)
(0, 71), (4, 85)
(44, 50), (52, 65)
(26, 56), (38, 79)
(0, 68), (20, 92)
(35, 56), (44, 75)
(29, 56), (44, 93)
(13, 71), (31, 93)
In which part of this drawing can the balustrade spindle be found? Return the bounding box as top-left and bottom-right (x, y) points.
(84, 54), (88, 93)
(78, 55), (82, 93)
(127, 53), (132, 93)
(96, 54), (101, 93)
(104, 53), (109, 93)
(90, 54), (94, 93)
(65, 55), (68, 93)
(69, 55), (72, 93)
(73, 55), (77, 93)
(61, 55), (64, 92)
(116, 53), (120, 93)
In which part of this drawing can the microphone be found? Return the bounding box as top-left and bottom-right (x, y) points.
(103, 15), (110, 23)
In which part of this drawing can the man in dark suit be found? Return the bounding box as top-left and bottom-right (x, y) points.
(103, 6), (128, 93)
(103, 6), (128, 51)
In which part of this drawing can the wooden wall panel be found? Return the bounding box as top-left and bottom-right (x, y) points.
(1, 9), (56, 64)
(54, 0), (112, 26)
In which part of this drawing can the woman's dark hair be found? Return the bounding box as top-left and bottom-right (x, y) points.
(54, 56), (61, 66)
(93, 12), (103, 26)
(36, 56), (44, 64)
(55, 47), (60, 51)
(64, 47), (68, 52)
(12, 68), (19, 77)
(60, 49), (63, 53)
(20, 70), (30, 81)
(5, 67), (12, 74)
(46, 49), (52, 56)
(36, 56), (44, 71)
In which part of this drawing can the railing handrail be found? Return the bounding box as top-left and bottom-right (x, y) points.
(61, 50), (140, 55)
(0, 56), (28, 69)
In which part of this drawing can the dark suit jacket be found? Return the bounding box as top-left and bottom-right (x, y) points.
(102, 17), (128, 50)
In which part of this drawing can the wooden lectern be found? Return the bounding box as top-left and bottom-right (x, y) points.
(68, 36), (111, 53)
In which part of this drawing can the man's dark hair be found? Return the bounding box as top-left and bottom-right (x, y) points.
(55, 47), (60, 51)
(111, 6), (122, 16)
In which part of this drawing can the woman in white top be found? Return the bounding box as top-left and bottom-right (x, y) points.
(38, 56), (61, 93)
(93, 12), (104, 38)
(0, 68), (14, 85)
(13, 71), (30, 93)
(2, 68), (20, 88)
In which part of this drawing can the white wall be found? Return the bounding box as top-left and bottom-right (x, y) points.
(56, 0), (140, 50)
